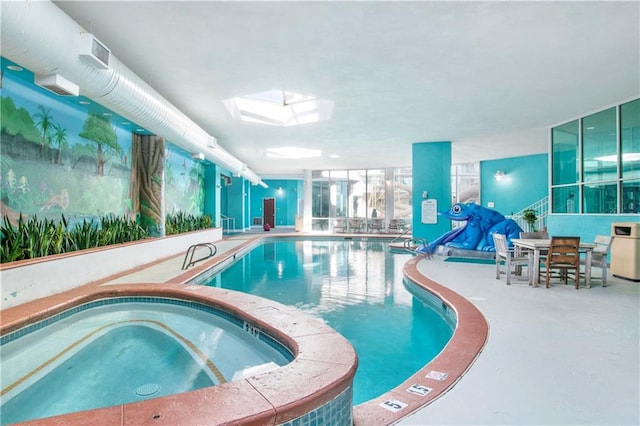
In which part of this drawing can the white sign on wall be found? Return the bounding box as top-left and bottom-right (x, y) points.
(421, 199), (438, 224)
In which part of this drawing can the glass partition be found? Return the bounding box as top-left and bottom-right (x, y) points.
(552, 185), (579, 213)
(622, 180), (640, 213)
(551, 120), (579, 186)
(621, 98), (640, 180)
(582, 107), (617, 183)
(550, 98), (639, 214)
(366, 169), (385, 218)
(393, 168), (413, 220)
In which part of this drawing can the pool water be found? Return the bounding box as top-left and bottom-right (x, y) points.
(0, 299), (292, 424)
(199, 238), (455, 404)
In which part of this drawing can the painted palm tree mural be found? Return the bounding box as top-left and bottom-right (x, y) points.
(33, 105), (54, 160)
(51, 123), (67, 165)
(78, 113), (121, 176)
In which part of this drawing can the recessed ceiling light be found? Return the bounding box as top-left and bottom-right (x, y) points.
(79, 100), (90, 105)
(586, 126), (595, 130)
(102, 112), (112, 116)
(122, 121), (131, 125)
(266, 146), (321, 159)
(136, 128), (145, 132)
(7, 65), (23, 71)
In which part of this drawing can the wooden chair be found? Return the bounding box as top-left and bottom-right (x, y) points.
(493, 233), (530, 285)
(580, 235), (613, 287)
(544, 236), (581, 289)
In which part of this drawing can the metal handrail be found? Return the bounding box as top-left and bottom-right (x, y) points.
(404, 237), (431, 259)
(182, 243), (217, 270)
(390, 224), (412, 243)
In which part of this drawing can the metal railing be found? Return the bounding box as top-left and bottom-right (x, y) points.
(509, 197), (549, 232)
(182, 243), (217, 270)
(220, 215), (235, 233)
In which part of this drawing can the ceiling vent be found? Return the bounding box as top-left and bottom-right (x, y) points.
(79, 33), (110, 69)
(34, 74), (79, 96)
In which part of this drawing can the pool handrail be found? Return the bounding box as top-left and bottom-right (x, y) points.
(181, 243), (217, 270)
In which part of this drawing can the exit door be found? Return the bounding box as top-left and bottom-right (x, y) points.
(263, 198), (275, 228)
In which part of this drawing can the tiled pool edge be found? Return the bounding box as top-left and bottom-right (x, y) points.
(0, 284), (358, 425)
(352, 255), (489, 425)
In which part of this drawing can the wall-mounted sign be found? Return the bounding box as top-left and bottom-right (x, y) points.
(421, 199), (438, 224)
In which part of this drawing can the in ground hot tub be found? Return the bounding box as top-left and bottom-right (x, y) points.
(1, 297), (293, 424)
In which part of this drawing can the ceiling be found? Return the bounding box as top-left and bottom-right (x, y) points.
(52, 1), (639, 179)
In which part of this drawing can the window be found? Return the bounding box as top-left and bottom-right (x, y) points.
(550, 98), (639, 214)
(621, 99), (640, 180)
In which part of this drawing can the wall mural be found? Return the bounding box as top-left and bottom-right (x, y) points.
(0, 69), (205, 232)
(164, 144), (205, 217)
(0, 77), (132, 227)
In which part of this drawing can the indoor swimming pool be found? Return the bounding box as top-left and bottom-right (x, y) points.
(0, 297), (293, 425)
(194, 238), (456, 404)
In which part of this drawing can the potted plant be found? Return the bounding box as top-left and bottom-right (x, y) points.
(522, 209), (537, 232)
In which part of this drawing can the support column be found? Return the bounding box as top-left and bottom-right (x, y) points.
(303, 169), (313, 232)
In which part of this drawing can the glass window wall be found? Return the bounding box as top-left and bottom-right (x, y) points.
(551, 120), (579, 186)
(582, 107), (617, 183)
(621, 98), (640, 180)
(550, 98), (639, 215)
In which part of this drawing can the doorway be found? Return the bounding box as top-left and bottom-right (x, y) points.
(263, 198), (275, 228)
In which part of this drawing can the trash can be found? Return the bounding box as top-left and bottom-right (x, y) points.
(611, 222), (640, 281)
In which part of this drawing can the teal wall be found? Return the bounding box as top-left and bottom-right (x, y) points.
(250, 179), (302, 227)
(480, 154), (548, 215)
(412, 142), (452, 242)
(547, 214), (638, 246)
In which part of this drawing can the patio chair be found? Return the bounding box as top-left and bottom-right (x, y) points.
(334, 218), (348, 233)
(493, 233), (530, 285)
(387, 219), (405, 234)
(544, 236), (581, 289)
(348, 217), (364, 233)
(368, 218), (386, 233)
(579, 235), (613, 287)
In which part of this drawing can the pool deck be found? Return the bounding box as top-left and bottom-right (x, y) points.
(3, 229), (639, 425)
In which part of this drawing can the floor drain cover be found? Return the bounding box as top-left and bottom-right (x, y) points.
(134, 383), (161, 397)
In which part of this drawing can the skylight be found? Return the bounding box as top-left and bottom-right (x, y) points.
(223, 90), (333, 127)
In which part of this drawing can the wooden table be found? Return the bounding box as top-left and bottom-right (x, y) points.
(511, 238), (595, 288)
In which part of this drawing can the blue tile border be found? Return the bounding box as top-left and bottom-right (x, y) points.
(279, 386), (353, 426)
(1, 296), (294, 361)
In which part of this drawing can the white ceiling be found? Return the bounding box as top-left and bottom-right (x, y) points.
(53, 1), (639, 179)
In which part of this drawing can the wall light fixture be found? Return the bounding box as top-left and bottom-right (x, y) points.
(494, 171), (505, 181)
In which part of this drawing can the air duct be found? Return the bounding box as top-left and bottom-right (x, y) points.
(0, 0), (266, 186)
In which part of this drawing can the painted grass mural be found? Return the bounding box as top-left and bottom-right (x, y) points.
(1, 68), (205, 234)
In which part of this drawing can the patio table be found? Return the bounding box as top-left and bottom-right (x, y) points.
(511, 238), (595, 288)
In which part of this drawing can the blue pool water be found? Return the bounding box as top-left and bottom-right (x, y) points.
(0, 298), (292, 424)
(198, 238), (455, 404)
